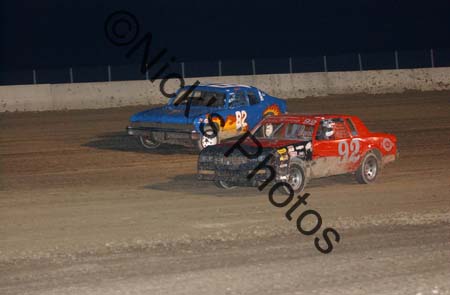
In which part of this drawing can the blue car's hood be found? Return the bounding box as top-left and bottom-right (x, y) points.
(130, 105), (213, 124)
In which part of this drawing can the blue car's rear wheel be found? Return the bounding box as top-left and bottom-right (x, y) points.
(139, 134), (160, 149)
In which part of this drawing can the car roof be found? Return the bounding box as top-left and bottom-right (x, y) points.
(182, 83), (255, 92)
(266, 113), (357, 122)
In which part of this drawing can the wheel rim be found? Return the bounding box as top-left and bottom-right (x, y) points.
(143, 137), (154, 145)
(364, 158), (377, 180)
(220, 181), (235, 189)
(140, 135), (159, 147)
(289, 167), (303, 191)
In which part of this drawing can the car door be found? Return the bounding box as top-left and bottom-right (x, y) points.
(244, 89), (266, 128)
(311, 118), (355, 178)
(343, 117), (366, 171)
(224, 90), (252, 138)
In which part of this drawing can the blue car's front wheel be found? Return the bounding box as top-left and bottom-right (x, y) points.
(139, 134), (160, 149)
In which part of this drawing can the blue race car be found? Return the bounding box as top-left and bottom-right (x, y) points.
(127, 83), (287, 150)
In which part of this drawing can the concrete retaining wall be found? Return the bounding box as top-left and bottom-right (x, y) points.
(1, 67), (450, 112)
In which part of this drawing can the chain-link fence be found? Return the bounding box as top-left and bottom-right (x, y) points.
(1, 48), (449, 86)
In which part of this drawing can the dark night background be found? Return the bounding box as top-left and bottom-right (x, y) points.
(1, 0), (450, 83)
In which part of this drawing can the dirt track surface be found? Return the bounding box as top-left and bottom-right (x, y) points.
(0, 92), (449, 295)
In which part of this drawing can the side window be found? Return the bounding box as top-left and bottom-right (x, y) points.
(247, 91), (259, 105)
(285, 124), (300, 139)
(316, 120), (330, 140)
(203, 92), (225, 107)
(228, 91), (248, 108)
(345, 118), (358, 136)
(333, 121), (350, 139)
(316, 119), (349, 140)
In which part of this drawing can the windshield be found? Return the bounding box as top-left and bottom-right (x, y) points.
(172, 89), (225, 107)
(254, 121), (314, 141)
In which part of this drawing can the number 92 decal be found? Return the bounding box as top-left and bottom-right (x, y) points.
(338, 139), (361, 163)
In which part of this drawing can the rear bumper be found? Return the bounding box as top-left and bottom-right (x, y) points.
(382, 151), (398, 167)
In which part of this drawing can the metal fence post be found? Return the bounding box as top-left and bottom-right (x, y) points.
(107, 65), (112, 81)
(358, 53), (363, 71)
(218, 60), (222, 76)
(289, 57), (293, 74)
(69, 67), (74, 83)
(323, 56), (328, 72)
(394, 51), (399, 69)
(251, 59), (256, 75)
(32, 69), (37, 84)
(430, 49), (435, 68)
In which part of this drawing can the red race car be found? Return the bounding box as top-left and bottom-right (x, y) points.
(197, 114), (398, 193)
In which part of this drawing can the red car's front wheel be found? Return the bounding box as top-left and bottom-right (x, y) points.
(279, 164), (306, 195)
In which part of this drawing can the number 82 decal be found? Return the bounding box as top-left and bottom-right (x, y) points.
(338, 139), (361, 163)
(235, 110), (247, 129)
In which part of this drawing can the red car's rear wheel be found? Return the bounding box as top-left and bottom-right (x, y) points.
(356, 153), (379, 184)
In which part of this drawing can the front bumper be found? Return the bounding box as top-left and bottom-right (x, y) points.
(127, 122), (200, 144)
(197, 150), (287, 186)
(198, 167), (272, 184)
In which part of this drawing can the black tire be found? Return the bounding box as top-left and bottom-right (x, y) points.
(197, 125), (219, 151)
(138, 134), (160, 149)
(279, 164), (306, 194)
(214, 180), (236, 189)
(356, 153), (379, 184)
